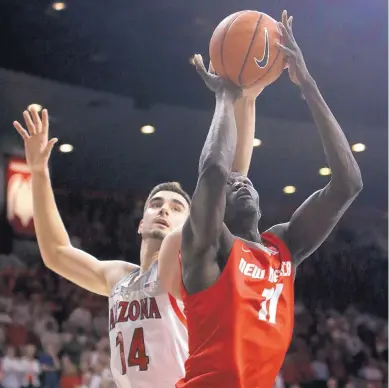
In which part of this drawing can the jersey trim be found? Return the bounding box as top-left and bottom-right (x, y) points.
(109, 266), (140, 296)
(168, 293), (187, 328)
(261, 232), (292, 255)
(261, 231), (294, 275)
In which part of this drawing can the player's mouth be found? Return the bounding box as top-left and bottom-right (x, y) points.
(236, 187), (251, 199)
(153, 218), (170, 228)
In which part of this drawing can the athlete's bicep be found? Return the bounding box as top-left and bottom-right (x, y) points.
(280, 183), (360, 265)
(52, 246), (136, 296)
(158, 228), (182, 299)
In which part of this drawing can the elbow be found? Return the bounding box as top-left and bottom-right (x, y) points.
(199, 159), (230, 184)
(348, 168), (363, 196)
(330, 172), (363, 199)
(41, 244), (72, 269)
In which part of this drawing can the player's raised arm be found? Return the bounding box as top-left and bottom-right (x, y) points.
(267, 11), (363, 265)
(180, 55), (240, 293)
(232, 84), (264, 176)
(13, 109), (136, 296)
(207, 61), (259, 177)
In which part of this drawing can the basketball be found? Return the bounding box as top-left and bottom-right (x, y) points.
(209, 11), (286, 88)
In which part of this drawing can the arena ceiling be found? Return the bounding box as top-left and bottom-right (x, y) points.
(0, 0), (387, 214)
(1, 0), (387, 126)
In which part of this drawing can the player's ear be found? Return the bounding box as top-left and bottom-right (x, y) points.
(138, 219), (144, 235)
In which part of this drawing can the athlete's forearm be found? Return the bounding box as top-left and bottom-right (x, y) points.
(198, 90), (237, 175)
(300, 78), (363, 191)
(32, 168), (72, 262)
(232, 96), (256, 176)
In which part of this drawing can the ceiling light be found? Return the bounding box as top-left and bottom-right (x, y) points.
(59, 144), (73, 153)
(283, 186), (296, 194)
(28, 104), (42, 113)
(52, 2), (66, 11)
(319, 167), (331, 176)
(141, 125), (155, 134)
(351, 143), (366, 152)
(253, 138), (262, 147)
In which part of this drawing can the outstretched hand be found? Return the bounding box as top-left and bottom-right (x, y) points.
(13, 109), (58, 173)
(276, 10), (311, 87)
(192, 54), (241, 100)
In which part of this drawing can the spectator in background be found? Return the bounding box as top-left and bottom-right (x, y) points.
(20, 344), (40, 388)
(33, 302), (59, 338)
(39, 321), (62, 353)
(38, 343), (60, 388)
(5, 312), (29, 348)
(61, 331), (82, 363)
(67, 301), (92, 330)
(92, 308), (108, 338)
(11, 293), (30, 327)
(1, 346), (22, 388)
(0, 313), (11, 349)
(60, 355), (82, 388)
(311, 349), (330, 387)
(358, 357), (384, 385)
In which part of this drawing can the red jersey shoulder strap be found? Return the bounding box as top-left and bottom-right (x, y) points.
(261, 231), (292, 261)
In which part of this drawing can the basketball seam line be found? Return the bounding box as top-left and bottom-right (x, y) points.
(221, 10), (250, 83)
(238, 14), (263, 87)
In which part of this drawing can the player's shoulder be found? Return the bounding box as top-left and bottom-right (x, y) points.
(102, 260), (140, 292)
(264, 223), (289, 241)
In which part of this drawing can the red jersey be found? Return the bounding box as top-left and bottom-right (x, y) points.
(176, 232), (294, 388)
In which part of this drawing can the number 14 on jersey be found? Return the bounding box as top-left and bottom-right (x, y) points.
(116, 328), (150, 373)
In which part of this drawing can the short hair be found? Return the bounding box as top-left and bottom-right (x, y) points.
(144, 182), (191, 211)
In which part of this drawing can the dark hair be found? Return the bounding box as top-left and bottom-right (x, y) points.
(144, 182), (191, 211)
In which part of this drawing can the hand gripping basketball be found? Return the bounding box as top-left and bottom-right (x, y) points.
(192, 54), (241, 100)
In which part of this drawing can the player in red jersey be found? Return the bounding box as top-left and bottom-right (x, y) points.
(159, 11), (363, 388)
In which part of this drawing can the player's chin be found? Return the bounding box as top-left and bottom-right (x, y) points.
(148, 228), (169, 240)
(236, 200), (258, 215)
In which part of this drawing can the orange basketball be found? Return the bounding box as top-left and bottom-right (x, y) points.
(209, 11), (286, 88)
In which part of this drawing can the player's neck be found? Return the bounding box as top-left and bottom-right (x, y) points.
(230, 219), (261, 243)
(236, 229), (261, 243)
(139, 238), (161, 275)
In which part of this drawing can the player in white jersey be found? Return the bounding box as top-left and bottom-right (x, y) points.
(13, 109), (191, 388)
(109, 261), (187, 387)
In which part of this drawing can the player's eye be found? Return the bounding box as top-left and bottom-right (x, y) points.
(149, 200), (162, 208)
(172, 204), (183, 212)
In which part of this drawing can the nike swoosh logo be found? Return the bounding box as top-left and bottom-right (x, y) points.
(254, 27), (270, 69)
(242, 247), (251, 253)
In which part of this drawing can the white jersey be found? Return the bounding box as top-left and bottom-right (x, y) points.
(108, 261), (188, 388)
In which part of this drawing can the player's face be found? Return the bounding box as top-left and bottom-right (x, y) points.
(225, 172), (261, 223)
(138, 190), (189, 241)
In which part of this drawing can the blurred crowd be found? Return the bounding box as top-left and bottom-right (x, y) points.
(0, 188), (387, 388)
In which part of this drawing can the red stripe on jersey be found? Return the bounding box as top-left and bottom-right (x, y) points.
(168, 293), (187, 328)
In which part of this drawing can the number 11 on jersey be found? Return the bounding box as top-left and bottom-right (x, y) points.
(116, 328), (150, 373)
(258, 284), (283, 324)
